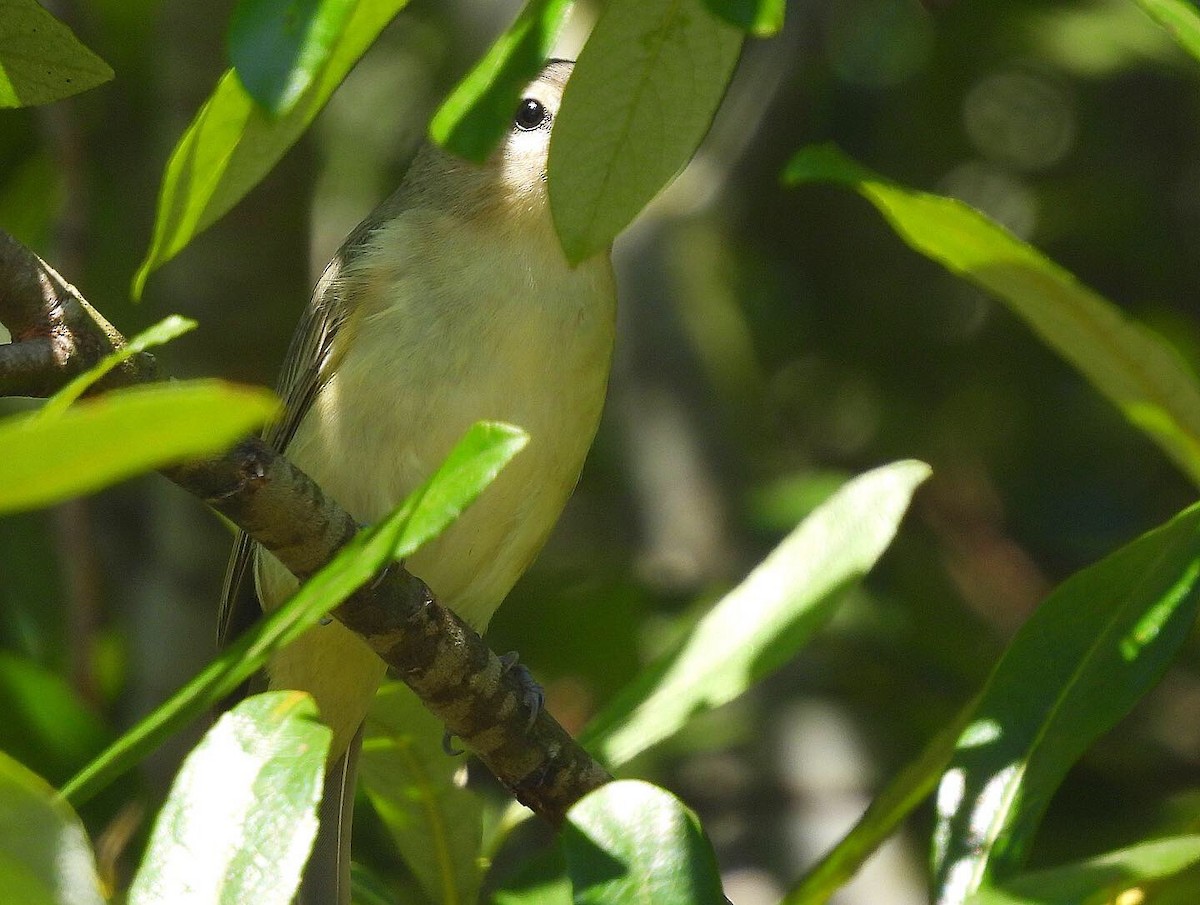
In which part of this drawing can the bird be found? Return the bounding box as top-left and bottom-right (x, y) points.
(218, 58), (617, 904)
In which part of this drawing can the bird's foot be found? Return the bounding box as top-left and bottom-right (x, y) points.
(440, 650), (544, 756)
(442, 730), (464, 756)
(499, 650), (545, 731)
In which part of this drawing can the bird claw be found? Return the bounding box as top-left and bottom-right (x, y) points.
(439, 651), (543, 757)
(499, 650), (544, 731)
(369, 558), (402, 591)
(442, 730), (464, 756)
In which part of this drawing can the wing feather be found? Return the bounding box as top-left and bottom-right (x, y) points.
(216, 251), (354, 644)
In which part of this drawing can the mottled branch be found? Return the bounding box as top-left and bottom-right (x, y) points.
(0, 231), (156, 396)
(0, 228), (611, 826)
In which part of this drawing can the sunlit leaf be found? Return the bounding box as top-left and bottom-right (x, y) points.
(134, 0), (411, 297)
(548, 0), (743, 263)
(1026, 0), (1182, 78)
(582, 460), (930, 767)
(931, 501), (1200, 903)
(127, 692), (331, 905)
(60, 421), (526, 806)
(359, 683), (484, 904)
(1135, 0), (1200, 62)
(39, 314), (197, 419)
(702, 0), (784, 36)
(429, 0), (573, 162)
(745, 469), (852, 533)
(785, 144), (1200, 488)
(784, 707), (973, 905)
(0, 0), (113, 108)
(0, 380), (278, 514)
(388, 420), (529, 556)
(561, 780), (724, 905)
(0, 751), (103, 905)
(966, 835), (1200, 905)
(228, 0), (357, 116)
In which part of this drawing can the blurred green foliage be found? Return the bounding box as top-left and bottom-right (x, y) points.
(6, 0), (1200, 902)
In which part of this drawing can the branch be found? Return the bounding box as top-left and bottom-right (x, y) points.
(0, 229), (611, 826)
(0, 232), (156, 396)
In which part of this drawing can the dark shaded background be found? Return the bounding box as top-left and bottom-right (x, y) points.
(4, 0), (1200, 901)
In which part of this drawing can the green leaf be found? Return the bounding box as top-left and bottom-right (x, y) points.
(228, 0), (357, 116)
(784, 144), (1200, 489)
(931, 501), (1200, 903)
(966, 836), (1200, 905)
(390, 420), (530, 555)
(127, 692), (331, 905)
(59, 421), (526, 807)
(359, 683), (485, 905)
(548, 0), (743, 263)
(0, 380), (279, 514)
(349, 863), (401, 905)
(783, 706), (973, 905)
(39, 314), (197, 419)
(429, 0), (573, 162)
(0, 653), (110, 787)
(0, 750), (103, 905)
(560, 780), (724, 905)
(1134, 0), (1200, 63)
(702, 0), (784, 36)
(582, 460), (930, 767)
(0, 0), (113, 108)
(133, 0), (411, 297)
(746, 469), (853, 533)
(492, 847), (571, 905)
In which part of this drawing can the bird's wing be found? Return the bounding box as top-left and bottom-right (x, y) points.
(216, 252), (354, 645)
(213, 164), (410, 640)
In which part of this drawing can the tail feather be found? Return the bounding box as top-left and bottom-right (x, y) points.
(298, 724), (362, 905)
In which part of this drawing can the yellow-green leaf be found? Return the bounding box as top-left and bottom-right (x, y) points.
(702, 0), (784, 37)
(783, 708), (972, 905)
(583, 460), (930, 766)
(127, 692), (331, 905)
(966, 835), (1200, 905)
(134, 0), (410, 297)
(228, 0), (358, 116)
(561, 781), (724, 905)
(429, 0), (573, 163)
(1135, 0), (1200, 62)
(360, 683), (485, 905)
(0, 0), (113, 108)
(932, 501), (1200, 901)
(60, 422), (526, 806)
(39, 314), (197, 419)
(0, 380), (278, 513)
(548, 0), (743, 263)
(0, 751), (103, 905)
(785, 144), (1200, 488)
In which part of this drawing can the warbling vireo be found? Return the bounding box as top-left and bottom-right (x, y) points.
(219, 59), (616, 903)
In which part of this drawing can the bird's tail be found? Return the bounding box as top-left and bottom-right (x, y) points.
(298, 724), (363, 905)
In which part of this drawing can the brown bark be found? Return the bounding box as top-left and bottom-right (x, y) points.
(0, 228), (611, 826)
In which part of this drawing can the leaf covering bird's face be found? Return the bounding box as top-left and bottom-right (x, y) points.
(404, 61), (575, 234)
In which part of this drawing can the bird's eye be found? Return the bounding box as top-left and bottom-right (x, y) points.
(514, 98), (549, 131)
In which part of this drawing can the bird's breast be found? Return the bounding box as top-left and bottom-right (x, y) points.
(274, 213), (617, 630)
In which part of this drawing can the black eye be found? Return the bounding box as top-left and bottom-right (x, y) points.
(514, 98), (548, 131)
